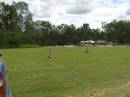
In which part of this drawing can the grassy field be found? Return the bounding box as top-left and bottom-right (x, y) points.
(1, 46), (130, 97)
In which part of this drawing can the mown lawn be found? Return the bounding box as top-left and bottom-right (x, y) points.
(1, 46), (130, 97)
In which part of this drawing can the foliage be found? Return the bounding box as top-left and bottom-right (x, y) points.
(18, 44), (40, 48)
(104, 20), (130, 44)
(0, 2), (130, 48)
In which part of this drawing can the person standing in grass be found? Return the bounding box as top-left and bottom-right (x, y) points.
(48, 48), (53, 59)
(85, 44), (89, 53)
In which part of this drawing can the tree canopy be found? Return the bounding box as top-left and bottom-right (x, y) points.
(0, 1), (130, 48)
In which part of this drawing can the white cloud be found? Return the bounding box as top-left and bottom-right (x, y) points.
(127, 0), (130, 15)
(66, 0), (104, 15)
(0, 0), (27, 4)
(30, 0), (129, 28)
(31, 0), (52, 17)
(31, 0), (69, 18)
(1, 0), (130, 28)
(66, 0), (93, 14)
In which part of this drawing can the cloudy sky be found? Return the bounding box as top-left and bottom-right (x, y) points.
(1, 0), (130, 28)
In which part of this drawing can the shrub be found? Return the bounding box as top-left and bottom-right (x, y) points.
(18, 44), (40, 48)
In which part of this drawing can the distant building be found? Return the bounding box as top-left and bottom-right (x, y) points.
(80, 40), (113, 46)
(80, 40), (95, 46)
(96, 40), (107, 45)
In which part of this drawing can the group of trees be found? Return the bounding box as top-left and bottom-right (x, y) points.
(104, 20), (130, 44)
(0, 1), (130, 48)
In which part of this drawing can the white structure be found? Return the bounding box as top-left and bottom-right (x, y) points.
(96, 40), (107, 45)
(80, 40), (112, 46)
(80, 40), (95, 46)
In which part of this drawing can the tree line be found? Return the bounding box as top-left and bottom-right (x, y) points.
(0, 1), (130, 48)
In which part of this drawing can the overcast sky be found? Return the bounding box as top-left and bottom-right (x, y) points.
(1, 0), (130, 28)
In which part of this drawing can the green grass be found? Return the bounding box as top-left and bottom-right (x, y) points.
(2, 46), (130, 97)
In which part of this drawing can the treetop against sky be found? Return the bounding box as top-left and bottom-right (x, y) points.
(1, 0), (130, 28)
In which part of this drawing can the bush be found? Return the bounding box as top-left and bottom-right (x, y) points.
(18, 44), (40, 48)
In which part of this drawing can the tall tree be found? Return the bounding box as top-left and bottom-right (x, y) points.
(0, 2), (20, 32)
(79, 23), (91, 40)
(104, 20), (130, 44)
(13, 1), (33, 31)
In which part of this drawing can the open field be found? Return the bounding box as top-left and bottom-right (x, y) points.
(1, 46), (130, 97)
